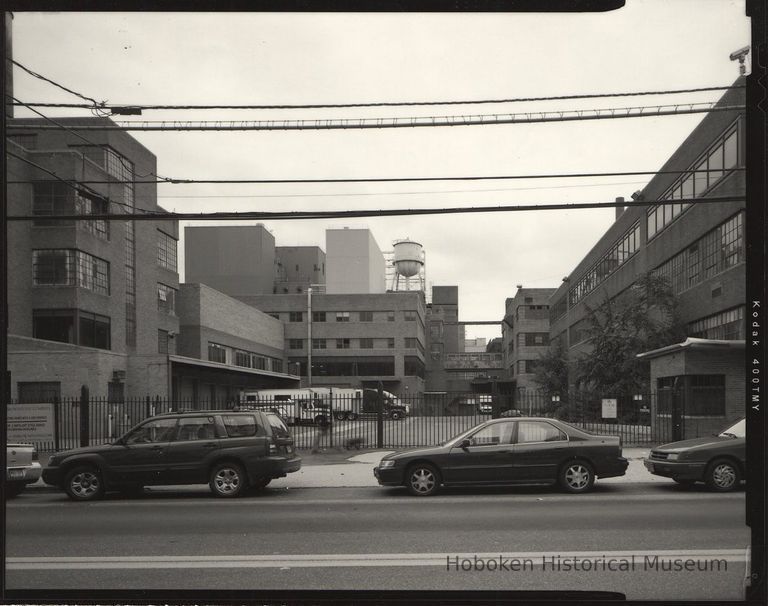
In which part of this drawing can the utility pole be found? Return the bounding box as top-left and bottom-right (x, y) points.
(307, 288), (312, 387)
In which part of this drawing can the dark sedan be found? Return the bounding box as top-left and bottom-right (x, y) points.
(373, 417), (628, 496)
(643, 418), (745, 491)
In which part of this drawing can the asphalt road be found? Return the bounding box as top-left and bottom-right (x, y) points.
(6, 484), (750, 601)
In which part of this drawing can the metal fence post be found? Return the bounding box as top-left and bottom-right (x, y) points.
(328, 390), (334, 449)
(79, 385), (90, 447)
(376, 382), (384, 449)
(53, 395), (60, 452)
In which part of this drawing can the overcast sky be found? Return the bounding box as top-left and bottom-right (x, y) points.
(11, 3), (750, 341)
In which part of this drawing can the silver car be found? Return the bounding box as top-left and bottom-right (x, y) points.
(6, 443), (43, 498)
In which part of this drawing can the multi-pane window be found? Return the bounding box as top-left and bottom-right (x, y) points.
(288, 339), (304, 350)
(32, 250), (109, 295)
(32, 309), (110, 350)
(336, 311), (350, 322)
(521, 333), (549, 346)
(387, 311), (395, 322)
(387, 338), (395, 349)
(688, 306), (744, 340)
(75, 193), (110, 240)
(157, 231), (178, 271)
(568, 222), (641, 306)
(312, 338), (327, 350)
(359, 338), (374, 349)
(359, 311), (374, 322)
(158, 329), (171, 354)
(312, 311), (326, 322)
(404, 337), (418, 349)
(653, 213), (744, 295)
(157, 283), (177, 314)
(336, 338), (351, 349)
(404, 310), (417, 321)
(289, 311), (304, 322)
(208, 342), (228, 363)
(647, 121), (741, 240)
(32, 183), (75, 226)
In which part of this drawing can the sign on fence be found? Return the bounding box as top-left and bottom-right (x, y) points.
(7, 403), (55, 443)
(601, 398), (617, 419)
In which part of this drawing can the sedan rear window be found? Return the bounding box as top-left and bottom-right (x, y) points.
(516, 421), (566, 443)
(222, 415), (260, 438)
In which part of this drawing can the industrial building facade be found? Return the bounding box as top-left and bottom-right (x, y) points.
(545, 78), (745, 433)
(235, 292), (427, 394)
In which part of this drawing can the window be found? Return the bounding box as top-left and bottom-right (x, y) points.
(175, 416), (218, 441)
(387, 311), (395, 322)
(516, 421), (565, 443)
(17, 381), (61, 403)
(404, 356), (425, 378)
(32, 183), (75, 226)
(33, 250), (74, 286)
(359, 338), (374, 349)
(469, 422), (514, 446)
(430, 323), (442, 339)
(404, 310), (417, 321)
(404, 337), (418, 349)
(336, 338), (351, 349)
(234, 350), (251, 367)
(523, 333), (549, 346)
(289, 311), (304, 322)
(208, 342), (227, 363)
(158, 329), (176, 354)
(289, 339), (304, 350)
(268, 312), (281, 320)
(78, 311), (110, 349)
(689, 375), (725, 416)
(312, 338), (327, 350)
(32, 309), (113, 348)
(387, 338), (395, 349)
(266, 414), (291, 439)
(336, 311), (350, 322)
(75, 193), (110, 240)
(157, 283), (177, 314)
(312, 311), (326, 322)
(76, 252), (110, 295)
(222, 415), (259, 438)
(157, 231), (178, 271)
(517, 360), (538, 374)
(125, 418), (178, 444)
(359, 311), (374, 322)
(688, 306), (744, 340)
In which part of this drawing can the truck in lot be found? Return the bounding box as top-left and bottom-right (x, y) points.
(239, 388), (330, 426)
(324, 388), (409, 421)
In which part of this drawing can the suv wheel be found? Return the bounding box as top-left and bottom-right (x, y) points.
(210, 461), (247, 497)
(705, 458), (740, 492)
(346, 412), (358, 421)
(559, 460), (595, 493)
(333, 412), (346, 421)
(64, 465), (105, 501)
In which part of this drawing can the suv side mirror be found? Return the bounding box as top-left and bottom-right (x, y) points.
(460, 438), (471, 450)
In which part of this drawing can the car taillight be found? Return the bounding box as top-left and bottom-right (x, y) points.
(269, 443), (278, 454)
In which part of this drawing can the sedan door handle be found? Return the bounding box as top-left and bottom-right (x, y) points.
(202, 442), (217, 448)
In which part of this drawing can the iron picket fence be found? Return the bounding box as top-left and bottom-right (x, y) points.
(7, 389), (725, 453)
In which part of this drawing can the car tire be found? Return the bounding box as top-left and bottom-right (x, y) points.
(64, 465), (105, 501)
(333, 412), (346, 421)
(209, 461), (247, 498)
(345, 412), (358, 421)
(705, 458), (740, 492)
(406, 463), (440, 497)
(5, 481), (25, 498)
(559, 460), (595, 493)
(390, 411), (403, 421)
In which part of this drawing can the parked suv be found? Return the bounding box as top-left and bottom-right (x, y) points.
(42, 409), (301, 501)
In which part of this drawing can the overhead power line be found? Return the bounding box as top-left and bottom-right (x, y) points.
(5, 167), (746, 186)
(6, 195), (744, 223)
(9, 84), (744, 111)
(8, 102), (743, 132)
(10, 59), (107, 114)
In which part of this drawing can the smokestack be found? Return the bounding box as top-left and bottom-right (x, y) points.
(615, 196), (625, 221)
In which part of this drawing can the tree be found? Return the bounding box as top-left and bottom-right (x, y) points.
(533, 338), (569, 399)
(573, 272), (685, 395)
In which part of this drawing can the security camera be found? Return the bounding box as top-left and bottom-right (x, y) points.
(631, 190), (645, 201)
(729, 46), (750, 61)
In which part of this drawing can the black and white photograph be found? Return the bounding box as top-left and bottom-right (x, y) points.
(2, 2), (764, 603)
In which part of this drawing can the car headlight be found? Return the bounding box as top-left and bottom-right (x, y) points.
(379, 460), (396, 469)
(667, 453), (681, 461)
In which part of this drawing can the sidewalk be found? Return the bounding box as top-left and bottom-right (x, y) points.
(27, 447), (672, 491)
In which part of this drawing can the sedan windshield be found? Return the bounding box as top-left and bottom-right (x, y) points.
(718, 418), (745, 439)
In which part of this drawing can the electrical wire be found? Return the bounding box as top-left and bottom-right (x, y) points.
(8, 102), (743, 131)
(9, 84), (744, 111)
(7, 151), (164, 217)
(6, 195), (745, 223)
(10, 59), (107, 114)
(5, 168), (746, 186)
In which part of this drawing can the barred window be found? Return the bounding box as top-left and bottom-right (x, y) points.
(157, 231), (178, 271)
(76, 251), (110, 295)
(33, 249), (109, 295)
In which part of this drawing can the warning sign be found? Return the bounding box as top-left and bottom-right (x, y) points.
(7, 403), (55, 443)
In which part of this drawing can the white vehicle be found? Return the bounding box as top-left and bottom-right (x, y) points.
(326, 388), (410, 421)
(6, 443), (43, 498)
(240, 388), (330, 426)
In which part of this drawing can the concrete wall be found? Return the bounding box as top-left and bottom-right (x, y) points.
(325, 228), (386, 294)
(184, 225), (276, 297)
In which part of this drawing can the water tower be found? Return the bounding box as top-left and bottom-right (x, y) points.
(389, 239), (426, 291)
